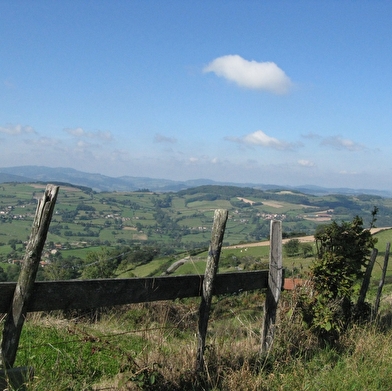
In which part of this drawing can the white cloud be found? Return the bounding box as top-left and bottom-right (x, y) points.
(321, 136), (364, 151)
(298, 159), (315, 167)
(339, 170), (358, 175)
(0, 124), (35, 135)
(185, 155), (221, 165)
(227, 130), (294, 150)
(27, 137), (61, 147)
(64, 127), (113, 141)
(75, 140), (93, 149)
(154, 133), (177, 144)
(203, 55), (293, 94)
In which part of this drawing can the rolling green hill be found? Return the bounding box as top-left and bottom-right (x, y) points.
(2, 165), (392, 196)
(0, 182), (392, 281)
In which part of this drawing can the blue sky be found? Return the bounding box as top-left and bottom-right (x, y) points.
(1, 1), (392, 190)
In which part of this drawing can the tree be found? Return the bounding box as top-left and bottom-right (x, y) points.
(283, 239), (300, 257)
(6, 264), (21, 282)
(301, 242), (313, 258)
(8, 239), (19, 251)
(0, 266), (7, 282)
(118, 246), (159, 270)
(81, 248), (118, 279)
(43, 257), (80, 281)
(313, 216), (376, 301)
(299, 214), (377, 340)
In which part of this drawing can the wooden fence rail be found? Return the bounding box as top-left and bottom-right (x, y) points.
(0, 186), (284, 389)
(0, 270), (270, 313)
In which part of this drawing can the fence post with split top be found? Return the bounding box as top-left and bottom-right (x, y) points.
(1, 184), (59, 369)
(261, 220), (283, 354)
(357, 247), (378, 309)
(374, 242), (390, 318)
(196, 209), (228, 373)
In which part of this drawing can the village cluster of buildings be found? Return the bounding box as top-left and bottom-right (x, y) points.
(0, 205), (28, 220)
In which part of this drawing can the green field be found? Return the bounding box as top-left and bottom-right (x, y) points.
(1, 183), (392, 282)
(1, 185), (392, 390)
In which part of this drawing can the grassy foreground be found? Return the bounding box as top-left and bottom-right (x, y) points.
(5, 290), (392, 390)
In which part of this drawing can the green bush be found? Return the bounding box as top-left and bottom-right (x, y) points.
(298, 214), (377, 341)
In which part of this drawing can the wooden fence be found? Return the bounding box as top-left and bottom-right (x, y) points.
(0, 185), (284, 389)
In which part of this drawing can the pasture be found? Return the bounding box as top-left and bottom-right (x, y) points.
(1, 182), (392, 285)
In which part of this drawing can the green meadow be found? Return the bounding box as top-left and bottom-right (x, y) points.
(1, 182), (392, 283)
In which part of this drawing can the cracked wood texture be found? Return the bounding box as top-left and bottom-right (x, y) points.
(1, 185), (59, 369)
(196, 209), (228, 373)
(0, 271), (269, 313)
(261, 220), (283, 354)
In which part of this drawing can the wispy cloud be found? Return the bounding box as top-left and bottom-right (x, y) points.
(187, 155), (212, 163)
(339, 170), (359, 175)
(26, 137), (61, 147)
(298, 159), (315, 167)
(301, 132), (322, 140)
(203, 54), (293, 94)
(0, 124), (36, 135)
(227, 130), (295, 150)
(64, 127), (113, 141)
(321, 136), (365, 151)
(75, 140), (95, 150)
(154, 133), (177, 144)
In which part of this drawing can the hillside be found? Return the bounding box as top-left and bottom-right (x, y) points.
(3, 185), (392, 391)
(1, 165), (391, 196)
(1, 182), (392, 275)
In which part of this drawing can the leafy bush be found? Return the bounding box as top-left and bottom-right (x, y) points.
(283, 238), (300, 257)
(298, 214), (377, 341)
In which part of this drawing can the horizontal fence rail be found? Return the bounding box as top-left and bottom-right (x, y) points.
(0, 188), (284, 384)
(0, 270), (272, 313)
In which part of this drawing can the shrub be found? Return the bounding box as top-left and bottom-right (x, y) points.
(298, 214), (377, 341)
(283, 239), (300, 257)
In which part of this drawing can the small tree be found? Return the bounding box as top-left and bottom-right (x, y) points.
(313, 216), (376, 302)
(81, 248), (118, 279)
(301, 242), (313, 258)
(299, 213), (377, 341)
(283, 238), (300, 257)
(0, 266), (7, 282)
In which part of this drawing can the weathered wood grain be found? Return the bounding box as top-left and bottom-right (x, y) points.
(0, 271), (270, 313)
(1, 185), (59, 368)
(357, 247), (378, 308)
(197, 209), (228, 372)
(374, 242), (390, 317)
(0, 366), (33, 390)
(261, 220), (283, 354)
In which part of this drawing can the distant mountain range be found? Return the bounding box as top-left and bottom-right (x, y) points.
(0, 165), (391, 197)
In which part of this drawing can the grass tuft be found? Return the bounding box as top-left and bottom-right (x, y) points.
(2, 291), (392, 390)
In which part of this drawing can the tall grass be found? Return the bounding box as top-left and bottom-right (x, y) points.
(4, 290), (392, 390)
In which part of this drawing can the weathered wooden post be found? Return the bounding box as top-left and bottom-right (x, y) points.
(196, 209), (228, 373)
(1, 185), (59, 373)
(374, 242), (390, 318)
(261, 220), (283, 354)
(356, 247), (378, 309)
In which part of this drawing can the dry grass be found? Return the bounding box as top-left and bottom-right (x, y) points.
(9, 291), (392, 390)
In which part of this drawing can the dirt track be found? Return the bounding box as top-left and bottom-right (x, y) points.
(224, 227), (392, 249)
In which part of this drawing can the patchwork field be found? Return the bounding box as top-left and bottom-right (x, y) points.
(0, 182), (392, 282)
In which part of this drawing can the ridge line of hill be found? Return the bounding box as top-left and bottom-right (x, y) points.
(0, 165), (391, 197)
